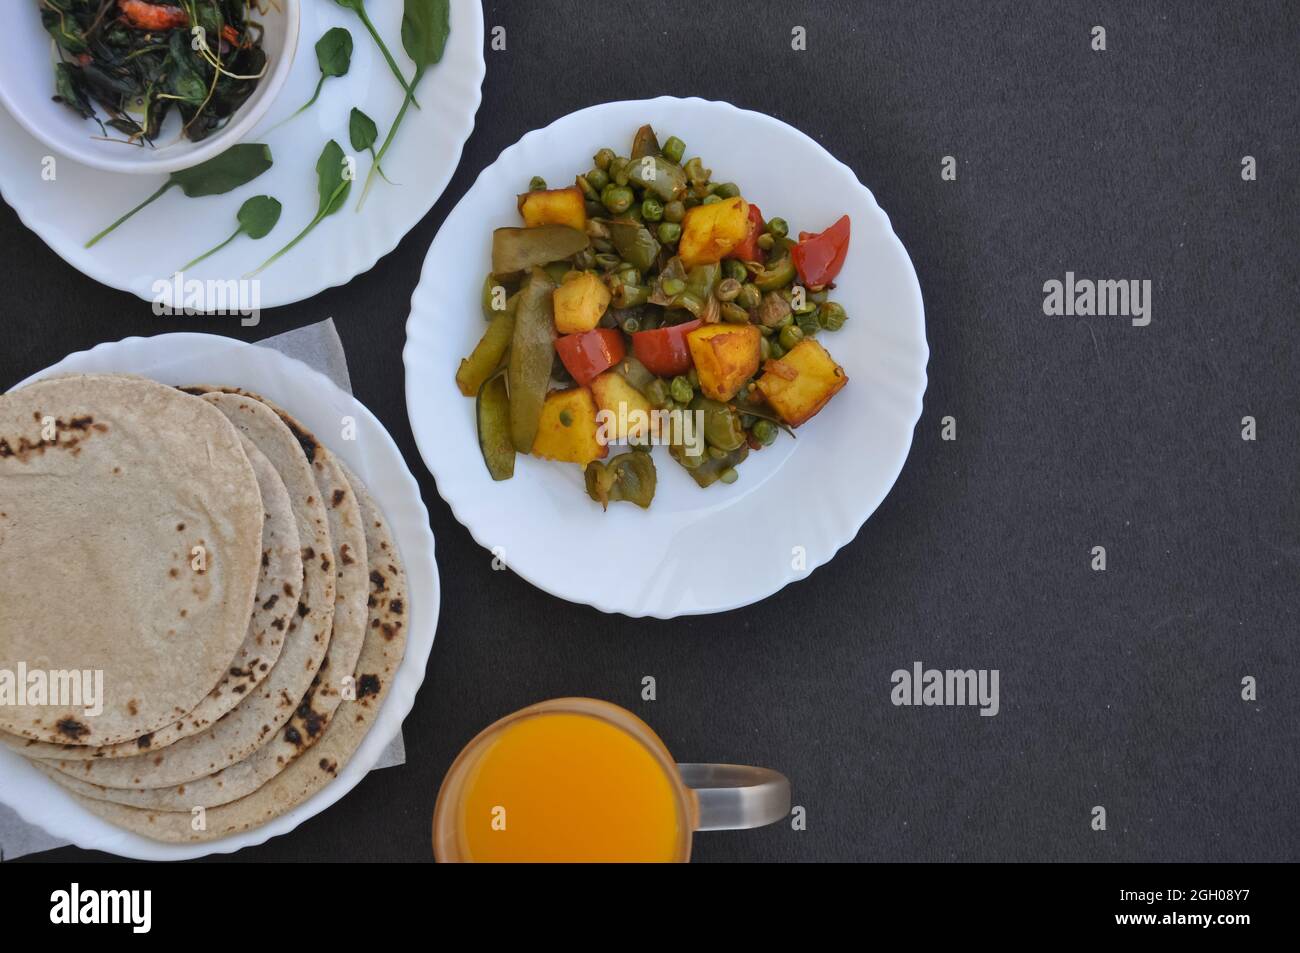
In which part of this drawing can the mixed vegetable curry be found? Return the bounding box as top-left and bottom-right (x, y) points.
(457, 123), (852, 510)
(41, 0), (268, 145)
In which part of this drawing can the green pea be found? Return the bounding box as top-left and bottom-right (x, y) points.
(594, 148), (615, 171)
(701, 194), (722, 205)
(586, 168), (609, 191)
(662, 136), (686, 164)
(819, 301), (848, 331)
(721, 302), (750, 324)
(714, 182), (741, 199)
(779, 324), (804, 351)
(661, 277), (686, 297)
(766, 217), (789, 237)
(609, 156), (631, 186)
(751, 419), (778, 446)
(757, 233), (775, 250)
(591, 237), (614, 253)
(792, 289), (817, 314)
(616, 267), (640, 286)
(737, 283), (762, 309)
(529, 175), (547, 191)
(722, 259), (748, 282)
(759, 335), (773, 361)
(718, 467), (739, 485)
(601, 184), (634, 214)
(621, 315), (641, 334)
(558, 409), (573, 426)
(573, 248), (596, 270)
(670, 375), (694, 403)
(683, 156), (709, 185)
(657, 222), (681, 244)
(576, 175), (599, 201)
(768, 339), (786, 360)
(708, 445), (728, 460)
(584, 200), (605, 218)
(687, 368), (699, 388)
(663, 200), (685, 223)
(641, 197), (664, 222)
(716, 277), (741, 302)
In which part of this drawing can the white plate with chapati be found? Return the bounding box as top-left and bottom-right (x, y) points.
(0, 333), (438, 860)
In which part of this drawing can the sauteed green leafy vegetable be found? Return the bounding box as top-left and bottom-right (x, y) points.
(41, 0), (269, 145)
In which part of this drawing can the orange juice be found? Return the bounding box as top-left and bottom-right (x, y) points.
(451, 710), (687, 862)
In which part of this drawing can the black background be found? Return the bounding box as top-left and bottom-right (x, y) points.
(4, 1), (1298, 863)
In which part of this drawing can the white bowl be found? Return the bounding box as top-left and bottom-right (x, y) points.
(405, 97), (929, 618)
(0, 0), (300, 175)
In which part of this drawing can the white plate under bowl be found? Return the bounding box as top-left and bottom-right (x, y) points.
(0, 0), (484, 309)
(404, 97), (928, 619)
(0, 0), (300, 176)
(0, 332), (440, 860)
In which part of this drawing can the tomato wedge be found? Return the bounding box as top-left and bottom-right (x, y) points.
(726, 203), (764, 262)
(631, 319), (701, 377)
(792, 214), (850, 287)
(555, 328), (625, 386)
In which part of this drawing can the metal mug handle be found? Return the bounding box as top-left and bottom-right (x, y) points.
(677, 763), (791, 831)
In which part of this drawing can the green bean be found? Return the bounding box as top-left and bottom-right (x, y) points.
(663, 200), (685, 223)
(670, 375), (694, 404)
(594, 252), (621, 271)
(586, 168), (609, 191)
(757, 233), (775, 250)
(766, 217), (788, 237)
(819, 301), (848, 331)
(529, 175), (547, 191)
(683, 157), (710, 185)
(576, 174), (598, 201)
(661, 277), (686, 297)
(593, 148), (615, 170)
(573, 247), (596, 270)
(768, 339), (786, 360)
(759, 335), (773, 361)
(601, 184), (634, 214)
(662, 135), (686, 164)
(613, 284), (650, 308)
(714, 182), (741, 199)
(641, 197), (664, 221)
(720, 302), (750, 324)
(644, 378), (670, 408)
(716, 277), (741, 302)
(657, 222), (681, 244)
(779, 324), (804, 350)
(751, 419), (778, 446)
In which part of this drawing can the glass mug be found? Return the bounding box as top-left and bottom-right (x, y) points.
(433, 697), (790, 862)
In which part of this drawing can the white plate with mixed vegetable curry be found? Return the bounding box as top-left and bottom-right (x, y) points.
(405, 97), (928, 618)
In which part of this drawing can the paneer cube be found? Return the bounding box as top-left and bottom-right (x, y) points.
(519, 186), (587, 231)
(590, 370), (656, 444)
(552, 271), (611, 334)
(755, 339), (848, 426)
(530, 388), (607, 465)
(678, 197), (750, 267)
(687, 324), (761, 402)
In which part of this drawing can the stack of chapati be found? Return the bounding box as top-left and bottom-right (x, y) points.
(0, 377), (408, 842)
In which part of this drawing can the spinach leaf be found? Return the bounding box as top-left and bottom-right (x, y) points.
(333, 0), (421, 106)
(250, 140), (352, 275)
(358, 0), (450, 208)
(349, 107), (394, 185)
(86, 144), (274, 247)
(179, 196), (282, 271)
(276, 28), (353, 128)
